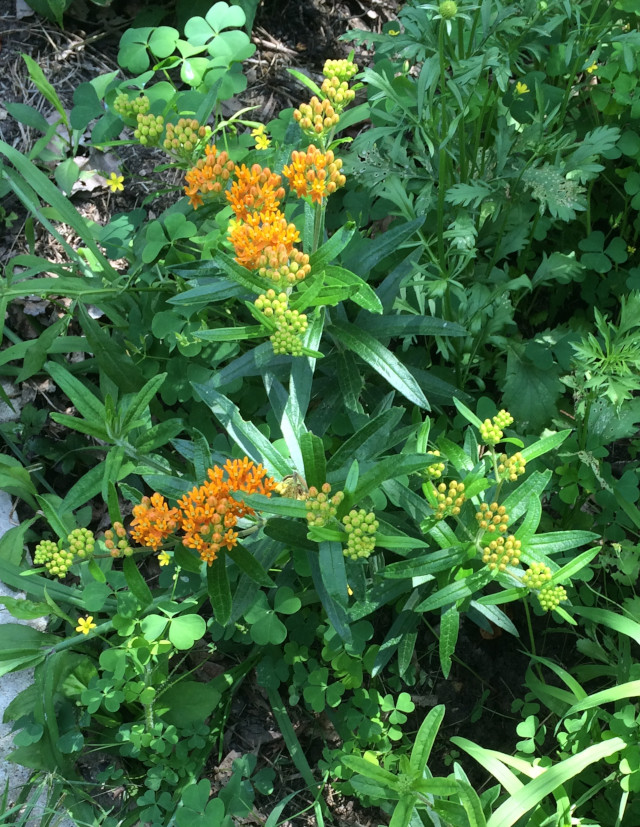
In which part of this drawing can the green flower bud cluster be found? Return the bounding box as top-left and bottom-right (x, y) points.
(114, 93), (150, 119)
(305, 483), (345, 527)
(104, 522), (133, 558)
(66, 528), (95, 559)
(255, 290), (308, 356)
(342, 509), (378, 561)
(33, 538), (73, 578)
(323, 58), (358, 82)
(523, 561), (552, 589)
(134, 113), (164, 146)
(537, 584), (567, 611)
(433, 480), (466, 519)
(424, 449), (445, 479)
(497, 451), (527, 482)
(476, 501), (509, 534)
(321, 76), (356, 111)
(163, 119), (211, 158)
(493, 410), (514, 429)
(482, 534), (522, 571)
(439, 0), (458, 19)
(33, 539), (58, 566)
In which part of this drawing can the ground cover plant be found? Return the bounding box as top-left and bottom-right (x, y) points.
(1, 0), (640, 824)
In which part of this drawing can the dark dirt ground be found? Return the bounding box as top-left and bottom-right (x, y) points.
(0, 0), (566, 823)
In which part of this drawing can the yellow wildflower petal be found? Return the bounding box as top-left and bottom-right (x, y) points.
(106, 172), (124, 193)
(75, 615), (97, 635)
(515, 81), (529, 95)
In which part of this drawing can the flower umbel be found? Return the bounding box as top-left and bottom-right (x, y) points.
(130, 493), (180, 551)
(76, 615), (97, 635)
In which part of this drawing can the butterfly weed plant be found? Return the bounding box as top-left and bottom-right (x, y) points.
(0, 0), (640, 824)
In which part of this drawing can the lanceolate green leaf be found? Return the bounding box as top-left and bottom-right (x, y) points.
(527, 530), (599, 557)
(192, 384), (291, 477)
(226, 543), (275, 587)
(207, 558), (231, 626)
(123, 556), (153, 608)
(410, 704), (446, 775)
(329, 320), (429, 408)
(439, 606), (459, 678)
(300, 432), (326, 488)
(46, 362), (105, 424)
(573, 606), (640, 645)
(0, 143), (118, 279)
(485, 737), (626, 827)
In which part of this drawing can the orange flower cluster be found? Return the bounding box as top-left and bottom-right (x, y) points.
(130, 493), (180, 551)
(184, 144), (236, 209)
(283, 145), (346, 204)
(226, 163), (300, 271)
(130, 459), (276, 565)
(226, 163), (285, 221)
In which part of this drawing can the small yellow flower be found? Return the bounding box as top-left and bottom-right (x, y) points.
(251, 124), (271, 150)
(515, 81), (529, 95)
(586, 62), (598, 74)
(106, 172), (124, 193)
(75, 615), (97, 635)
(158, 551), (171, 566)
(628, 245), (636, 255)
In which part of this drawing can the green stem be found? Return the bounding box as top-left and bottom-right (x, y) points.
(437, 19), (449, 269)
(312, 202), (325, 254)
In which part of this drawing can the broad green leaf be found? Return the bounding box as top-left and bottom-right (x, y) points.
(329, 320), (429, 408)
(22, 54), (67, 123)
(453, 398), (484, 428)
(169, 614), (206, 650)
(501, 470), (552, 525)
(390, 795), (417, 827)
(307, 550), (351, 644)
(351, 454), (437, 504)
(193, 325), (266, 341)
(241, 492), (308, 519)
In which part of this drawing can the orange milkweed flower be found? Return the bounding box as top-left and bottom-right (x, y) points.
(184, 144), (235, 210)
(282, 145), (346, 205)
(228, 209), (300, 271)
(176, 458), (277, 565)
(130, 493), (180, 551)
(226, 163), (285, 222)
